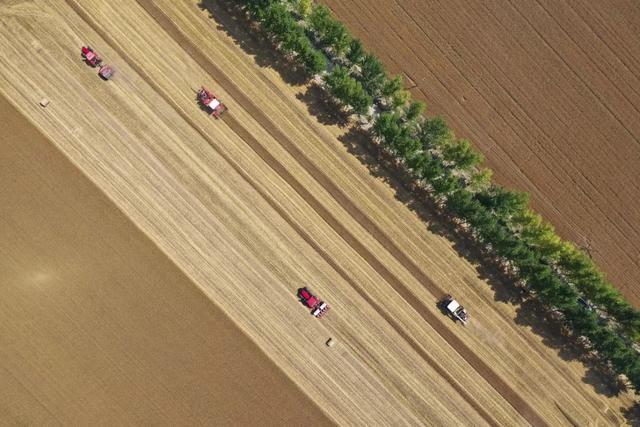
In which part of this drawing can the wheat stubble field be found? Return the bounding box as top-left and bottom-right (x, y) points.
(0, 0), (635, 425)
(320, 0), (640, 305)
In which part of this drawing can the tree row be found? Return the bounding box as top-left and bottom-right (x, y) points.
(239, 0), (640, 391)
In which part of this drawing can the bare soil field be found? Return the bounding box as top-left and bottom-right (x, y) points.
(320, 0), (640, 304)
(0, 96), (328, 425)
(0, 0), (635, 424)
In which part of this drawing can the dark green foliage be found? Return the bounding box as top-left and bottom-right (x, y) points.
(297, 41), (327, 74)
(308, 5), (351, 55)
(241, 0), (327, 77)
(373, 112), (420, 157)
(404, 101), (426, 123)
(346, 38), (365, 64)
(382, 75), (404, 99)
(358, 53), (386, 96)
(325, 66), (372, 114)
(243, 0), (278, 14)
(407, 152), (445, 182)
(475, 187), (529, 222)
(442, 138), (483, 170)
(261, 3), (297, 39)
(419, 116), (453, 149)
(431, 173), (461, 196)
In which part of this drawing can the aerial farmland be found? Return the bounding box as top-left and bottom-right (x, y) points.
(1, 0), (638, 425)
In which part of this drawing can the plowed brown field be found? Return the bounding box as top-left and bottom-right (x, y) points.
(0, 94), (328, 425)
(320, 0), (640, 304)
(0, 0), (636, 425)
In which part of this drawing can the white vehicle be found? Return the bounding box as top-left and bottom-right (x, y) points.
(440, 294), (469, 325)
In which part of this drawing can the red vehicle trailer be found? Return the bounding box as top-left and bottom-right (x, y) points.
(197, 86), (227, 118)
(98, 65), (115, 80)
(297, 287), (330, 318)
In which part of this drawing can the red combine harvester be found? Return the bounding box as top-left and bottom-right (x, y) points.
(298, 287), (330, 318)
(81, 46), (102, 67)
(197, 86), (227, 118)
(81, 46), (115, 80)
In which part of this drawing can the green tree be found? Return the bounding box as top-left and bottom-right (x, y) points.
(406, 152), (444, 183)
(298, 42), (327, 74)
(347, 38), (365, 64)
(625, 360), (640, 390)
(404, 101), (426, 123)
(325, 66), (372, 114)
(261, 3), (296, 39)
(442, 138), (483, 170)
(432, 173), (460, 196)
(419, 116), (453, 149)
(325, 21), (351, 56)
(475, 187), (529, 221)
(468, 168), (492, 192)
(372, 112), (416, 156)
(325, 65), (352, 99)
(382, 75), (403, 98)
(447, 189), (477, 218)
(308, 5), (351, 56)
(393, 135), (421, 159)
(294, 0), (312, 18)
(308, 4), (332, 34)
(358, 53), (386, 96)
(513, 211), (563, 258)
(245, 0), (278, 15)
(391, 89), (411, 109)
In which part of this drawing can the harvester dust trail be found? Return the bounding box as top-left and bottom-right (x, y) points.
(130, 1), (545, 424)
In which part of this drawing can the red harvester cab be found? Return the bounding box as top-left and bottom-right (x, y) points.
(197, 86), (227, 118)
(297, 287), (330, 318)
(81, 46), (102, 67)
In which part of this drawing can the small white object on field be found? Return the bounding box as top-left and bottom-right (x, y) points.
(39, 99), (50, 107)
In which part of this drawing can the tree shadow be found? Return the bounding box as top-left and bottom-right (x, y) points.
(338, 126), (525, 305)
(197, 0), (309, 86)
(514, 299), (627, 398)
(295, 85), (351, 128)
(622, 402), (640, 425)
(339, 123), (632, 402)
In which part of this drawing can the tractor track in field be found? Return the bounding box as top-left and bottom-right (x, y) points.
(189, 1), (616, 416)
(187, 1), (613, 416)
(134, 3), (548, 426)
(66, 0), (544, 424)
